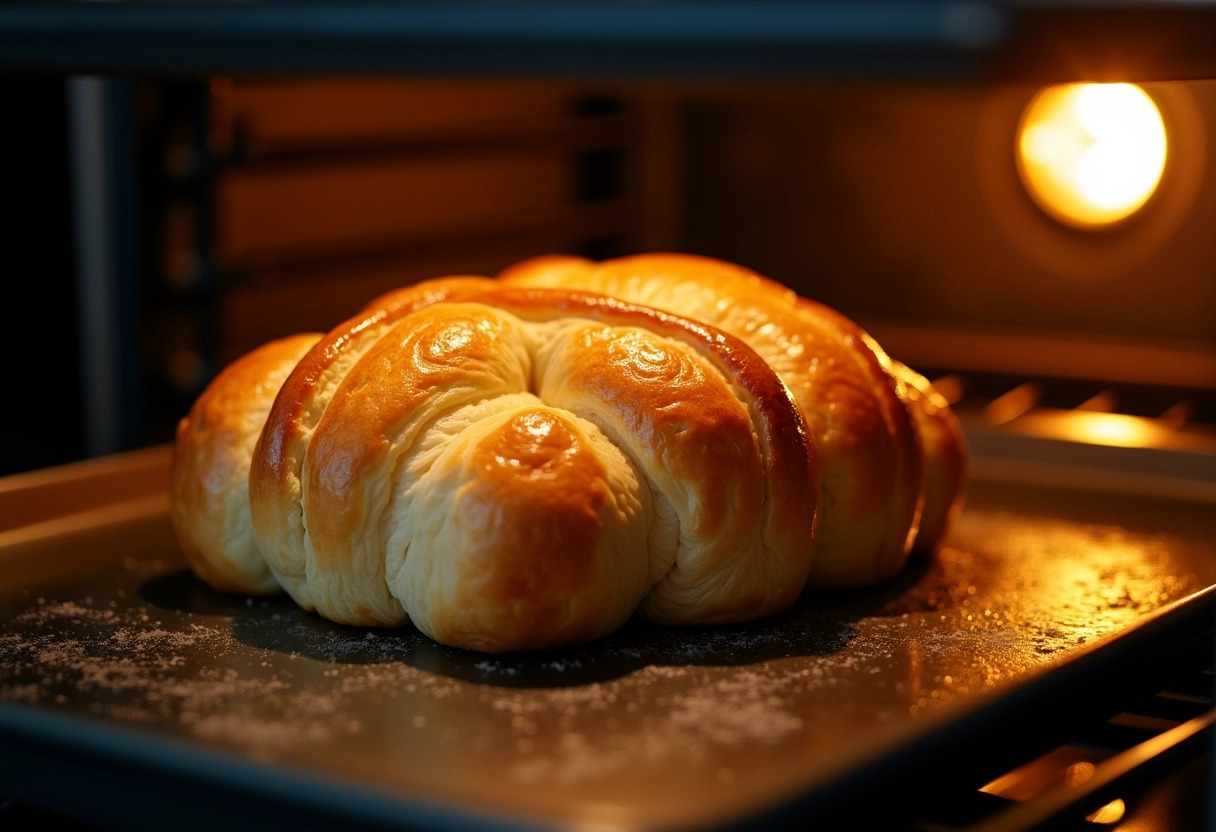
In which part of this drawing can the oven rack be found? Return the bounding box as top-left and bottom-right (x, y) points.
(914, 367), (1216, 505)
(902, 659), (1215, 832)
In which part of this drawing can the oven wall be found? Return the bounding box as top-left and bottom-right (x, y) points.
(4, 77), (1213, 477)
(680, 81), (1216, 358)
(140, 79), (681, 444)
(0, 77), (84, 476)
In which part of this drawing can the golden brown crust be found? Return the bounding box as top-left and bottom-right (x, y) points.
(300, 301), (533, 626)
(894, 363), (968, 551)
(419, 408), (634, 651)
(463, 287), (819, 623)
(787, 297), (925, 585)
(248, 276), (497, 611)
(169, 332), (321, 595)
(172, 252), (963, 652)
(498, 252), (934, 588)
(245, 285), (815, 649)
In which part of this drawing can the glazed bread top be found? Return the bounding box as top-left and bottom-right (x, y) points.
(169, 332), (322, 595)
(248, 276), (497, 611)
(203, 286), (820, 652)
(499, 252), (963, 587)
(169, 253), (966, 652)
(892, 362), (968, 553)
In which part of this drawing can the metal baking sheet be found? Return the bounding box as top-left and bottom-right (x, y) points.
(0, 472), (1214, 831)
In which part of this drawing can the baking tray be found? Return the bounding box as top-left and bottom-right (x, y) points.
(0, 448), (1213, 832)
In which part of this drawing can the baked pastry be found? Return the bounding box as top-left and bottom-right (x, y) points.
(498, 253), (967, 586)
(172, 282), (818, 652)
(171, 253), (965, 651)
(171, 277), (495, 603)
(249, 276), (499, 614)
(893, 362), (968, 552)
(170, 332), (322, 595)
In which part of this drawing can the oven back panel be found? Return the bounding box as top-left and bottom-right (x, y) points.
(681, 81), (1216, 350)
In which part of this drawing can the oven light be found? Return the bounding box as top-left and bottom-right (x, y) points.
(1016, 84), (1167, 227)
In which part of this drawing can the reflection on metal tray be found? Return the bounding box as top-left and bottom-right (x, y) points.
(0, 462), (1213, 831)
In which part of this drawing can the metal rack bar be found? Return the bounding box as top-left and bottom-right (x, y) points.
(66, 76), (143, 457)
(963, 710), (1215, 832)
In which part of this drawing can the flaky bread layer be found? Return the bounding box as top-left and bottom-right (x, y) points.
(499, 252), (948, 587)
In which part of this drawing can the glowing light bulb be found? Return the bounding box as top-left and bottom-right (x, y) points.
(1016, 83), (1167, 227)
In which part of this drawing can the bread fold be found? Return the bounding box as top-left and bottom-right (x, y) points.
(171, 253), (966, 651)
(172, 284), (818, 652)
(499, 253), (966, 587)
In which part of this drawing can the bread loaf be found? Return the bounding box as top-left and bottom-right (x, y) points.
(498, 253), (967, 586)
(172, 281), (818, 652)
(169, 332), (322, 595)
(170, 253), (966, 652)
(248, 276), (498, 618)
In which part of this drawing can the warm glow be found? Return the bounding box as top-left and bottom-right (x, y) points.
(1086, 799), (1127, 824)
(1060, 412), (1157, 448)
(981, 752), (1127, 826)
(1017, 84), (1167, 227)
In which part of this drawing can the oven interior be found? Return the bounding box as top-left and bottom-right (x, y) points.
(0, 5), (1214, 832)
(4, 75), (1214, 485)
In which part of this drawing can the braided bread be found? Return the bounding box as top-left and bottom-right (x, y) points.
(170, 332), (321, 595)
(498, 253), (967, 587)
(170, 280), (818, 652)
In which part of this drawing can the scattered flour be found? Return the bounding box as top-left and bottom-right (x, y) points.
(0, 506), (1207, 791)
